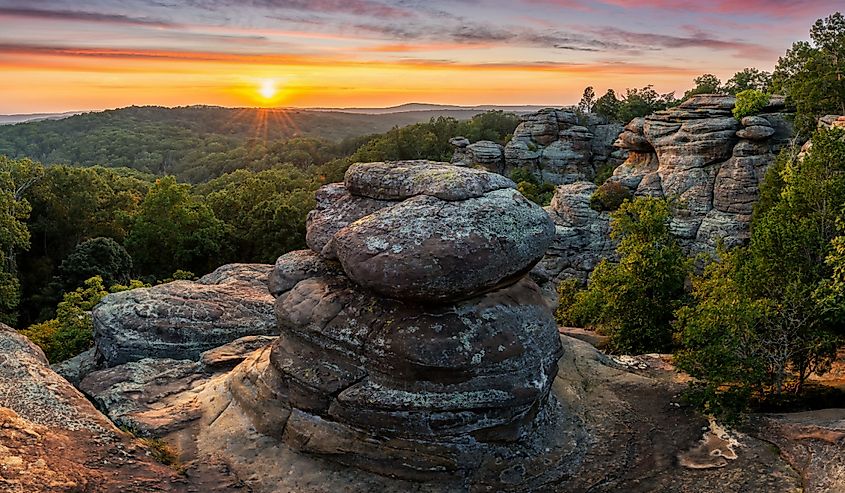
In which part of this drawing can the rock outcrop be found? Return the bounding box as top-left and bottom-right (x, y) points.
(450, 138), (505, 172)
(453, 108), (626, 184)
(0, 323), (189, 493)
(535, 95), (793, 291)
(532, 181), (616, 286)
(227, 160), (565, 483)
(93, 263), (277, 367)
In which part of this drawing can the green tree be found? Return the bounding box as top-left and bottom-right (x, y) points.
(126, 176), (229, 278)
(723, 68), (772, 95)
(0, 156), (42, 325)
(578, 86), (596, 114)
(683, 74), (722, 100)
(617, 86), (677, 123)
(773, 12), (845, 135)
(568, 197), (692, 353)
(677, 128), (845, 416)
(59, 237), (133, 289)
(198, 167), (318, 263)
(18, 165), (149, 325)
(733, 90), (770, 119)
(592, 89), (622, 121)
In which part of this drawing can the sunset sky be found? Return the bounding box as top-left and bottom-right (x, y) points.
(0, 0), (841, 113)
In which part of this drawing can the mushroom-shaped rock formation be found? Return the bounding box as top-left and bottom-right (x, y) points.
(232, 160), (565, 481)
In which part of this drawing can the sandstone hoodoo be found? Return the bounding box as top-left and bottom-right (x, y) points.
(232, 160), (565, 481)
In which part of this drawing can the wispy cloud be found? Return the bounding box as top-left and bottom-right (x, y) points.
(0, 6), (177, 27)
(529, 0), (842, 17)
(186, 0), (412, 18)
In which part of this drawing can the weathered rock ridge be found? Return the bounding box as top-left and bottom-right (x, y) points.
(534, 94), (793, 289)
(452, 108), (626, 184)
(0, 323), (189, 492)
(92, 263), (277, 367)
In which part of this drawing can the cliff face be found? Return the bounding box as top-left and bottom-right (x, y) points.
(451, 108), (626, 183)
(533, 94), (793, 290)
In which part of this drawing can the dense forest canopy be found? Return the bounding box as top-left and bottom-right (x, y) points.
(0, 106), (514, 183)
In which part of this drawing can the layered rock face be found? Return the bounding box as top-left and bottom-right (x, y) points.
(232, 160), (563, 480)
(452, 108), (626, 184)
(609, 94), (790, 252)
(535, 95), (792, 290)
(92, 263), (277, 367)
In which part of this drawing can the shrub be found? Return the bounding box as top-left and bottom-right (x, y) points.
(511, 168), (555, 206)
(554, 278), (582, 327)
(21, 276), (148, 362)
(589, 181), (632, 212)
(567, 197), (692, 353)
(732, 89), (770, 119)
(59, 237), (133, 289)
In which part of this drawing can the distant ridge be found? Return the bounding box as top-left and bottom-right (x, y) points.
(0, 111), (85, 125)
(0, 103), (559, 124)
(303, 103), (555, 114)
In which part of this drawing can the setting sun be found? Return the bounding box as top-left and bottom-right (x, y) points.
(259, 80), (277, 99)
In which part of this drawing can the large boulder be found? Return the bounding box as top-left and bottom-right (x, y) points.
(229, 160), (565, 481)
(333, 188), (555, 301)
(93, 263), (277, 367)
(344, 160), (514, 201)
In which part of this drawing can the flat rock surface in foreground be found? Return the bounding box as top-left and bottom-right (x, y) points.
(71, 333), (833, 492)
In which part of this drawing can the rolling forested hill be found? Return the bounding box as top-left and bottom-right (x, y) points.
(0, 105), (522, 182)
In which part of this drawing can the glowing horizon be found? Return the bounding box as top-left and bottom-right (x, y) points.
(0, 0), (840, 114)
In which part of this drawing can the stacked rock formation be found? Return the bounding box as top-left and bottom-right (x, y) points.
(500, 108), (626, 184)
(533, 95), (792, 291)
(230, 160), (563, 480)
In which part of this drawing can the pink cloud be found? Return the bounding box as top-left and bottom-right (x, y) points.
(531, 0), (842, 17)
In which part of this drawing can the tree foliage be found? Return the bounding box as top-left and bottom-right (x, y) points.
(21, 276), (146, 362)
(773, 12), (845, 135)
(724, 68), (773, 95)
(0, 156), (42, 325)
(197, 167), (319, 263)
(563, 197), (692, 353)
(125, 176), (229, 279)
(590, 86), (676, 123)
(683, 74), (722, 100)
(59, 237), (133, 289)
(733, 90), (771, 119)
(677, 127), (845, 416)
(578, 86), (596, 114)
